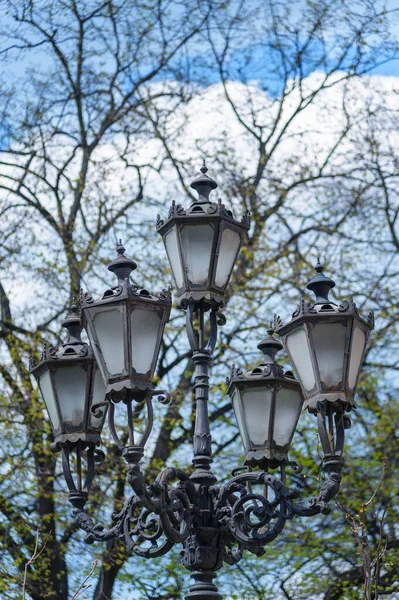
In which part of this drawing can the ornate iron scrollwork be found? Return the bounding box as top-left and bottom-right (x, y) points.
(69, 299), (346, 600)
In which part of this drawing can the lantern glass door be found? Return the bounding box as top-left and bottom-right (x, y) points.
(92, 307), (125, 375)
(273, 388), (303, 447)
(312, 322), (346, 387)
(214, 228), (241, 289)
(180, 224), (214, 285)
(348, 326), (367, 389)
(39, 371), (60, 431)
(164, 228), (184, 288)
(286, 328), (315, 392)
(241, 386), (273, 446)
(130, 309), (162, 375)
(231, 390), (248, 449)
(54, 366), (87, 428)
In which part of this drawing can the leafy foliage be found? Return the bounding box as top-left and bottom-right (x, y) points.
(0, 1), (399, 598)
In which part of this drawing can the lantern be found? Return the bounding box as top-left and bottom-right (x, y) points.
(227, 331), (303, 468)
(29, 305), (107, 448)
(276, 262), (374, 414)
(81, 242), (171, 402)
(156, 164), (250, 308)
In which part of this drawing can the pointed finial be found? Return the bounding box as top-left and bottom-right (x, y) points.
(306, 259), (336, 305)
(257, 329), (283, 364)
(62, 304), (82, 343)
(200, 159), (208, 175)
(108, 241), (137, 283)
(117, 239), (126, 255)
(315, 257), (323, 272)
(190, 161), (217, 203)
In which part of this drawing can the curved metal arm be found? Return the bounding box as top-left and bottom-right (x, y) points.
(72, 465), (198, 557)
(73, 497), (174, 558)
(62, 443), (95, 510)
(216, 471), (294, 551)
(186, 302), (218, 353)
(214, 458), (343, 555)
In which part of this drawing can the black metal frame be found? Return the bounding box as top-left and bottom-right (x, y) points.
(69, 302), (347, 600)
(226, 350), (303, 468)
(156, 165), (250, 309)
(81, 243), (171, 402)
(276, 290), (374, 413)
(29, 306), (107, 449)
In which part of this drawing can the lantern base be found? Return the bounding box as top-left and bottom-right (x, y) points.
(245, 449), (288, 470)
(177, 291), (224, 310)
(305, 392), (355, 414)
(105, 379), (153, 403)
(51, 431), (101, 452)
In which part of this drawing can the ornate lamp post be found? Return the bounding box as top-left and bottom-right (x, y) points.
(31, 166), (374, 600)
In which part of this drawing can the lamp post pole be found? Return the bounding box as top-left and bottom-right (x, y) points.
(30, 165), (374, 600)
(184, 304), (221, 599)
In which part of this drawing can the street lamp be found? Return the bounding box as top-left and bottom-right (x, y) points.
(276, 261), (374, 414)
(31, 166), (374, 600)
(81, 241), (171, 402)
(227, 331), (303, 469)
(29, 305), (107, 508)
(156, 162), (250, 308)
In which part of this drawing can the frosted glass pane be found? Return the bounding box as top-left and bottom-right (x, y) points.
(180, 224), (214, 285)
(312, 323), (346, 387)
(93, 309), (125, 375)
(214, 228), (241, 288)
(348, 326), (366, 389)
(274, 388), (303, 447)
(90, 367), (107, 430)
(87, 322), (107, 382)
(286, 328), (315, 392)
(165, 228), (184, 288)
(54, 367), (87, 427)
(242, 386), (273, 446)
(39, 371), (60, 430)
(131, 309), (162, 375)
(231, 390), (249, 449)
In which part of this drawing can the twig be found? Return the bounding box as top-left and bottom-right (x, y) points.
(71, 560), (99, 600)
(22, 528), (52, 600)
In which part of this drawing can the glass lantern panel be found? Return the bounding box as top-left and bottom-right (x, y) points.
(286, 328), (316, 392)
(86, 323), (107, 382)
(130, 309), (162, 375)
(312, 322), (347, 387)
(39, 370), (60, 431)
(274, 388), (303, 448)
(348, 326), (366, 389)
(214, 228), (241, 288)
(89, 367), (107, 430)
(180, 224), (214, 285)
(231, 389), (249, 449)
(54, 366), (88, 428)
(93, 308), (125, 375)
(164, 228), (184, 289)
(241, 386), (273, 447)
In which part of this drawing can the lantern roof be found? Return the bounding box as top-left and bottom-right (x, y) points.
(156, 164), (251, 234)
(275, 263), (375, 335)
(257, 329), (283, 364)
(190, 161), (218, 204)
(108, 240), (137, 283)
(80, 244), (171, 310)
(226, 331), (299, 389)
(30, 305), (92, 371)
(306, 259), (336, 305)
